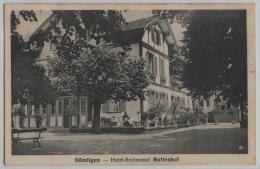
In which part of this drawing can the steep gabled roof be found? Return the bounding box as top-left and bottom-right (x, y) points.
(31, 13), (177, 47)
(31, 12), (59, 38)
(119, 16), (177, 46)
(120, 16), (158, 31)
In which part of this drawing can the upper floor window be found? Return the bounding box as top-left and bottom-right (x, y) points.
(159, 58), (165, 78)
(171, 95), (174, 104)
(146, 52), (157, 76)
(206, 99), (210, 107)
(151, 28), (161, 46)
(187, 98), (191, 108)
(148, 90), (155, 105)
(49, 42), (56, 51)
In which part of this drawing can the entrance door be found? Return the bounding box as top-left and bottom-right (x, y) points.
(87, 101), (93, 127)
(63, 98), (70, 128)
(63, 114), (70, 128)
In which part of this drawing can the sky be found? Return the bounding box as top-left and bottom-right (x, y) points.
(16, 10), (185, 44)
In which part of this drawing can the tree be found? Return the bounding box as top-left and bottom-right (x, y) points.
(11, 10), (54, 107)
(153, 10), (248, 127)
(42, 10), (148, 132)
(52, 45), (148, 133)
(180, 11), (247, 127)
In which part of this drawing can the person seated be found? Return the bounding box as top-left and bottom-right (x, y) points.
(122, 112), (131, 127)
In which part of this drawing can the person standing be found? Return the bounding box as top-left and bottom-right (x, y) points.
(12, 99), (25, 128)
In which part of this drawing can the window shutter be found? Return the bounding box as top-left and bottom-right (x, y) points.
(159, 58), (162, 76)
(153, 57), (157, 75)
(162, 59), (165, 77)
(146, 52), (150, 73)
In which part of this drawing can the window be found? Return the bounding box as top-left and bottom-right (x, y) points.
(227, 103), (231, 109)
(206, 99), (210, 107)
(199, 100), (204, 107)
(146, 52), (157, 75)
(171, 95), (174, 104)
(159, 58), (165, 78)
(31, 105), (35, 115)
(87, 102), (93, 121)
(149, 90), (155, 104)
(47, 104), (51, 115)
(159, 93), (167, 103)
(187, 99), (190, 108)
(109, 101), (120, 112)
(51, 104), (55, 115)
(42, 105), (46, 114)
(177, 96), (180, 103)
(81, 98), (87, 114)
(58, 101), (62, 115)
(151, 28), (161, 45)
(155, 92), (159, 102)
(181, 98), (185, 105)
(49, 42), (56, 51)
(64, 98), (70, 114)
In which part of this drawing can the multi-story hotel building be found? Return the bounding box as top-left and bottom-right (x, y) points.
(14, 14), (193, 129)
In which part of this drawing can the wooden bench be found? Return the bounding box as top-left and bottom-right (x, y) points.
(12, 128), (47, 148)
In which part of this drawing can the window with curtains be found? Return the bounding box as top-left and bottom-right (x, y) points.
(146, 52), (157, 76)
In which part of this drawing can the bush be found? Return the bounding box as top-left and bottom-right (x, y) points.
(208, 108), (221, 124)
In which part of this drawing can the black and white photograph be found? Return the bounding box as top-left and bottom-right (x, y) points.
(4, 3), (256, 165)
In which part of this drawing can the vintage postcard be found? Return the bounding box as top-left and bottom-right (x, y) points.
(4, 3), (256, 165)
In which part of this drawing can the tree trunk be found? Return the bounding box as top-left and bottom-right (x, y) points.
(91, 101), (101, 133)
(140, 98), (144, 128)
(77, 95), (80, 128)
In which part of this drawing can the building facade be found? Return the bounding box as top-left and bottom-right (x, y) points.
(13, 14), (193, 129)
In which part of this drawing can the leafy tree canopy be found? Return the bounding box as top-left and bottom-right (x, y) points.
(11, 11), (54, 106)
(31, 10), (148, 132)
(180, 10), (247, 108)
(155, 10), (247, 120)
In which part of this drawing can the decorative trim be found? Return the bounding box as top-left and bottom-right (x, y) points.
(149, 81), (188, 94)
(142, 41), (169, 60)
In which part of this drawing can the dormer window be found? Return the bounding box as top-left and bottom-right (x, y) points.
(151, 28), (161, 45)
